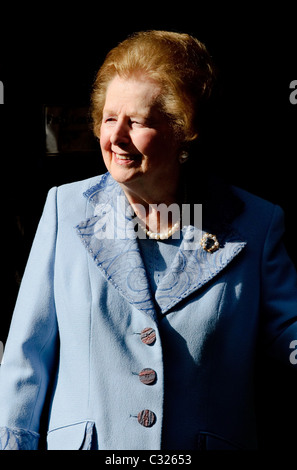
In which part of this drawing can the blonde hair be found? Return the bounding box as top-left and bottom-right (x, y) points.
(91, 30), (215, 144)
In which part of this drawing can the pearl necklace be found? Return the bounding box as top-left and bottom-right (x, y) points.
(134, 184), (186, 240)
(138, 220), (181, 240)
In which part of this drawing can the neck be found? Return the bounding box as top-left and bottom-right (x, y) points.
(120, 172), (181, 206)
(120, 175), (184, 236)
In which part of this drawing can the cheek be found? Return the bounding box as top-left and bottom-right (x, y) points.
(135, 130), (162, 155)
(141, 132), (178, 163)
(99, 127), (111, 153)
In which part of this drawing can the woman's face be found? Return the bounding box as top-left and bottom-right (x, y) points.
(100, 75), (181, 198)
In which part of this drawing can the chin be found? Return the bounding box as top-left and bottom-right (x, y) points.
(109, 166), (141, 185)
(103, 156), (141, 184)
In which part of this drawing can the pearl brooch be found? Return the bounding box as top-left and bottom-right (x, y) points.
(200, 233), (220, 253)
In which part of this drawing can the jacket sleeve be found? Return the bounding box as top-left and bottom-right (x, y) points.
(261, 204), (297, 364)
(0, 187), (59, 450)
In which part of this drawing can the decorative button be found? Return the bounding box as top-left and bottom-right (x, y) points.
(137, 409), (156, 427)
(139, 368), (157, 385)
(140, 327), (156, 345)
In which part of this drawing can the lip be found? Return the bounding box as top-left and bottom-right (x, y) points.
(113, 152), (140, 165)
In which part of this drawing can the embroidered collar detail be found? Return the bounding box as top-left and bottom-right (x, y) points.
(75, 173), (247, 317)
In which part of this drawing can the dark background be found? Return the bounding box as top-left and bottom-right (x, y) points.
(0, 4), (297, 451)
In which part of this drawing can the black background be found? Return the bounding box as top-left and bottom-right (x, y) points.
(0, 3), (297, 452)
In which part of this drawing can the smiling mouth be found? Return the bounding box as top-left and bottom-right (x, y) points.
(113, 152), (141, 163)
(116, 154), (135, 160)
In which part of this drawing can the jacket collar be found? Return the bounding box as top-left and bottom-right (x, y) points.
(76, 172), (246, 320)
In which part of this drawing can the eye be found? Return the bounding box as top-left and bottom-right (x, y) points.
(130, 119), (144, 128)
(104, 117), (117, 126)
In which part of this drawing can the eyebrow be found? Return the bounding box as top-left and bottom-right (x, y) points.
(102, 109), (151, 119)
(102, 110), (158, 126)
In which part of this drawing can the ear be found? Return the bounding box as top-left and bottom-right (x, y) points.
(178, 151), (189, 164)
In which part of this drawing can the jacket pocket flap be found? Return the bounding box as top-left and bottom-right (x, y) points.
(198, 431), (244, 450)
(47, 421), (94, 450)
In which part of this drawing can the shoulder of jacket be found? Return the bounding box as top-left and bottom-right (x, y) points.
(231, 185), (280, 218)
(52, 173), (108, 221)
(231, 185), (284, 242)
(56, 174), (106, 198)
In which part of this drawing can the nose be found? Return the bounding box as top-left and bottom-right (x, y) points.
(110, 120), (130, 146)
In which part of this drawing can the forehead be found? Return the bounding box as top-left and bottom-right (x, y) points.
(103, 75), (162, 115)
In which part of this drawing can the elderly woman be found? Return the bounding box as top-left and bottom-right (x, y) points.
(0, 30), (297, 451)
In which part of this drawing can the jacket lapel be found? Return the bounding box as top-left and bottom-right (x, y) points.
(155, 225), (246, 314)
(154, 173), (247, 313)
(75, 173), (157, 321)
(76, 172), (247, 319)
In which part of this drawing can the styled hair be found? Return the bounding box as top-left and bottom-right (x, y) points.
(91, 30), (216, 144)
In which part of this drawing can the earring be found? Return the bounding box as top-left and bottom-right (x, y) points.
(179, 151), (189, 164)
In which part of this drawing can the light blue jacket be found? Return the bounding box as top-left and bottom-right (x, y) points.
(0, 172), (297, 450)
